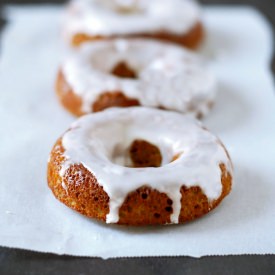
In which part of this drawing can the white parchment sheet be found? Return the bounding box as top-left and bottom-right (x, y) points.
(0, 6), (275, 258)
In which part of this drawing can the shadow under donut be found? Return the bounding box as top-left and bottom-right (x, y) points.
(188, 162), (271, 232)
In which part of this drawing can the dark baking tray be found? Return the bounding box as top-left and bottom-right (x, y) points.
(0, 0), (274, 274)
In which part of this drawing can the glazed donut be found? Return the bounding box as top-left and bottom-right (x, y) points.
(63, 0), (204, 49)
(47, 107), (233, 225)
(56, 39), (216, 117)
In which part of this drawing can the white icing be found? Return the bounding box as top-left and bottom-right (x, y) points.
(62, 39), (217, 116)
(64, 0), (201, 39)
(59, 107), (232, 224)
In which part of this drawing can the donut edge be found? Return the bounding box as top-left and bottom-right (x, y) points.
(55, 70), (141, 116)
(47, 137), (232, 226)
(71, 22), (205, 49)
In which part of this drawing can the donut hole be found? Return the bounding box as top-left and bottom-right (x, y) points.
(94, 117), (186, 168)
(111, 139), (163, 168)
(129, 139), (162, 168)
(93, 92), (140, 112)
(115, 5), (143, 14)
(90, 41), (169, 81)
(111, 61), (137, 79)
(110, 138), (184, 168)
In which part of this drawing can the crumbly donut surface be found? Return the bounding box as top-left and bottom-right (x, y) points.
(48, 138), (232, 226)
(56, 71), (141, 116)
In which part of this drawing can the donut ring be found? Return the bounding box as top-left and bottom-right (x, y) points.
(56, 39), (216, 117)
(64, 0), (204, 49)
(47, 107), (233, 225)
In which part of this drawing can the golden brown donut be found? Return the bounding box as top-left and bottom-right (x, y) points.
(56, 39), (216, 117)
(64, 0), (205, 49)
(47, 107), (233, 226)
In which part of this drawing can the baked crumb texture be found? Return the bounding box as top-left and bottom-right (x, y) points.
(48, 138), (232, 226)
(56, 71), (141, 116)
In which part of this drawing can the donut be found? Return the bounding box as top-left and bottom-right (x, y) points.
(56, 39), (216, 117)
(47, 107), (233, 226)
(63, 0), (204, 49)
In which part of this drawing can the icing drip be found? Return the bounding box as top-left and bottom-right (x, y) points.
(59, 107), (233, 224)
(64, 0), (201, 38)
(62, 39), (217, 116)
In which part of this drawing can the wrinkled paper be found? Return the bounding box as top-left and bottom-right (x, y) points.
(0, 5), (274, 258)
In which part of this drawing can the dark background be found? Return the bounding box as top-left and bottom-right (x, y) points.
(0, 0), (274, 274)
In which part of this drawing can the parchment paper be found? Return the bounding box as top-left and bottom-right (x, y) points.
(0, 5), (274, 258)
